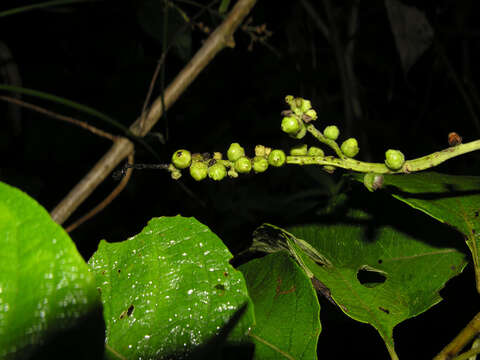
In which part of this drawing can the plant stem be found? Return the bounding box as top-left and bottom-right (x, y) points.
(306, 124), (345, 158)
(287, 139), (480, 174)
(434, 312), (480, 360)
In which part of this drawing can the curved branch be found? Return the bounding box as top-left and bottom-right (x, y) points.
(50, 0), (258, 224)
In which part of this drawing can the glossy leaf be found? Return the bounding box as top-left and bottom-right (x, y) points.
(0, 182), (101, 359)
(89, 216), (254, 359)
(239, 252), (320, 360)
(252, 195), (467, 357)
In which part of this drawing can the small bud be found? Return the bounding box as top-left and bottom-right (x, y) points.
(341, 138), (359, 158)
(268, 149), (286, 167)
(363, 173), (384, 192)
(172, 149), (192, 169)
(385, 149), (405, 171)
(189, 161), (208, 181)
(208, 163), (227, 181)
(285, 95), (294, 107)
(171, 170), (182, 180)
(308, 146), (324, 157)
(281, 116), (302, 135)
(228, 168), (239, 178)
(227, 143), (245, 162)
(303, 109), (317, 122)
(290, 144), (308, 156)
(253, 156), (269, 173)
(323, 125), (339, 140)
(300, 99), (312, 113)
(234, 156), (252, 174)
(293, 121), (307, 139)
(213, 152), (223, 160)
(192, 153), (203, 162)
(255, 145), (267, 157)
(323, 165), (335, 174)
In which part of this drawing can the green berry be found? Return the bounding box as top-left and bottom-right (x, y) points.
(308, 146), (324, 156)
(363, 173), (384, 192)
(290, 144), (308, 156)
(385, 149), (405, 170)
(227, 143), (245, 162)
(281, 116), (301, 135)
(208, 162), (227, 181)
(172, 149), (192, 169)
(324, 125), (339, 140)
(341, 138), (359, 158)
(253, 156), (269, 173)
(234, 156), (252, 174)
(268, 149), (286, 167)
(189, 161), (208, 181)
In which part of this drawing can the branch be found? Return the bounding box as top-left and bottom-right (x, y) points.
(50, 0), (258, 224)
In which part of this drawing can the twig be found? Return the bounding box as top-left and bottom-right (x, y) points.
(50, 0), (258, 224)
(299, 0), (330, 42)
(434, 312), (480, 360)
(65, 153), (134, 233)
(0, 95), (117, 141)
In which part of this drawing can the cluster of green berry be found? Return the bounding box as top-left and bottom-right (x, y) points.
(170, 144), (287, 181)
(169, 95), (408, 183)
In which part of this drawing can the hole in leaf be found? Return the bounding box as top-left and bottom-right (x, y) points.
(357, 267), (387, 288)
(127, 304), (134, 316)
(378, 259), (383, 264)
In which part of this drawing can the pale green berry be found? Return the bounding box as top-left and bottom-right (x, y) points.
(268, 149), (286, 167)
(172, 149), (192, 169)
(293, 121), (307, 139)
(281, 116), (301, 135)
(363, 173), (384, 192)
(255, 145), (267, 157)
(300, 99), (312, 113)
(304, 109), (317, 121)
(253, 156), (269, 173)
(227, 143), (245, 162)
(234, 156), (252, 174)
(208, 162), (227, 181)
(308, 146), (324, 156)
(323, 125), (339, 140)
(290, 144), (308, 156)
(189, 161), (208, 181)
(341, 138), (359, 158)
(385, 149), (405, 170)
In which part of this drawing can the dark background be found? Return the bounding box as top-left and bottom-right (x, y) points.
(1, 0), (480, 358)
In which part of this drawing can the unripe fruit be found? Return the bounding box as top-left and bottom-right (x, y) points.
(255, 145), (267, 157)
(324, 125), (340, 140)
(268, 149), (286, 167)
(290, 144), (308, 156)
(308, 146), (324, 157)
(253, 156), (269, 173)
(363, 173), (384, 192)
(234, 156), (252, 174)
(281, 116), (301, 135)
(341, 138), (359, 158)
(385, 149), (405, 170)
(208, 162), (227, 181)
(172, 149), (192, 169)
(189, 161), (208, 181)
(227, 143), (245, 162)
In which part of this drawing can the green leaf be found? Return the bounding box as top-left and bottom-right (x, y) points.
(251, 195), (467, 358)
(89, 216), (254, 359)
(0, 182), (101, 359)
(239, 252), (320, 360)
(373, 172), (480, 292)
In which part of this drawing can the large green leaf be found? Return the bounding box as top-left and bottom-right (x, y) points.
(251, 193), (467, 358)
(239, 252), (320, 360)
(0, 182), (101, 359)
(89, 216), (254, 359)
(373, 172), (480, 291)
